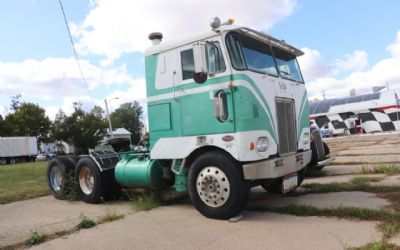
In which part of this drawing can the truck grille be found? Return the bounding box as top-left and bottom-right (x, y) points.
(276, 98), (297, 155)
(312, 130), (325, 160)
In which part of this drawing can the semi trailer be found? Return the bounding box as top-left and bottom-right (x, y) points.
(48, 18), (317, 219)
(0, 136), (38, 165)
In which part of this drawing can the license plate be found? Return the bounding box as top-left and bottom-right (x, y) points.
(282, 174), (298, 193)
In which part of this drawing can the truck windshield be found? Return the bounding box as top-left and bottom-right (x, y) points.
(272, 47), (304, 83)
(226, 32), (304, 83)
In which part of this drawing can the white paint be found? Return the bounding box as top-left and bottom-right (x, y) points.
(151, 130), (277, 162)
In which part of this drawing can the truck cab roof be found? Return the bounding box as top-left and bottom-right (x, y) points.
(145, 25), (304, 57)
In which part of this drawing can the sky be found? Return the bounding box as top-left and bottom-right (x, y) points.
(1, 0), (400, 120)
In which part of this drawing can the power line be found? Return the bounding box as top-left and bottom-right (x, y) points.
(57, 0), (96, 106)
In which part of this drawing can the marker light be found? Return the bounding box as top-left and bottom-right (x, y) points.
(249, 142), (255, 151)
(210, 17), (221, 30)
(227, 18), (235, 25)
(303, 133), (310, 145)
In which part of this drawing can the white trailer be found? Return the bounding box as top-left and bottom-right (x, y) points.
(0, 137), (38, 165)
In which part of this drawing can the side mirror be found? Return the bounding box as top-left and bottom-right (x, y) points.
(193, 43), (208, 84)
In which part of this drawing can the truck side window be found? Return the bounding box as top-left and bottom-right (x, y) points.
(207, 42), (226, 74)
(226, 34), (246, 70)
(181, 49), (195, 80)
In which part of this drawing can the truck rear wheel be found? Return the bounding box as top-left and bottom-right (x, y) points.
(47, 157), (76, 199)
(75, 157), (102, 204)
(0, 158), (6, 165)
(188, 152), (249, 220)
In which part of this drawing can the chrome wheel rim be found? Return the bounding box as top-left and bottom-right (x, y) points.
(50, 165), (62, 191)
(79, 166), (94, 195)
(196, 166), (230, 207)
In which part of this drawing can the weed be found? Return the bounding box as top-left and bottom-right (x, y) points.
(378, 221), (400, 240)
(98, 211), (124, 223)
(361, 165), (400, 176)
(25, 231), (46, 245)
(350, 176), (383, 186)
(76, 215), (96, 229)
(302, 182), (400, 194)
(352, 241), (400, 250)
(248, 204), (400, 222)
(54, 230), (68, 237)
(130, 192), (161, 211)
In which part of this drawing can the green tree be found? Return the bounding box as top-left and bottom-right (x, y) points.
(110, 101), (144, 144)
(5, 103), (51, 141)
(51, 104), (108, 154)
(0, 115), (11, 136)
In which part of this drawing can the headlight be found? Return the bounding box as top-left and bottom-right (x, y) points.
(256, 137), (268, 152)
(303, 133), (310, 145)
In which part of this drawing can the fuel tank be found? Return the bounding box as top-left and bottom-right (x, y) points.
(114, 153), (173, 190)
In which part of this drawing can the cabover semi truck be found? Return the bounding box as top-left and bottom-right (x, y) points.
(48, 18), (316, 219)
(0, 136), (38, 165)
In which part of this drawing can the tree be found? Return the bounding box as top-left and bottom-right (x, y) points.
(51, 105), (108, 154)
(110, 101), (144, 144)
(0, 115), (11, 136)
(5, 103), (51, 141)
(10, 94), (22, 112)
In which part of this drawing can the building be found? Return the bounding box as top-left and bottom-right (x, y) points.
(309, 90), (400, 134)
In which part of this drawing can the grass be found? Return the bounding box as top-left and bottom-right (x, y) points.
(350, 176), (384, 186)
(352, 241), (400, 250)
(98, 211), (124, 223)
(0, 161), (49, 204)
(75, 215), (96, 230)
(249, 204), (400, 222)
(129, 192), (161, 211)
(25, 231), (46, 245)
(302, 182), (400, 194)
(361, 164), (400, 176)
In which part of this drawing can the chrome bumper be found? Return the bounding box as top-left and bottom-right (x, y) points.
(242, 150), (312, 180)
(318, 156), (336, 167)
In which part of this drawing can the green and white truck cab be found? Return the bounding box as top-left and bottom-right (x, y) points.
(47, 18), (312, 219)
(145, 19), (311, 216)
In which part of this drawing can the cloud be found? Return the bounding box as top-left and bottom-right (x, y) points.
(71, 0), (298, 60)
(305, 33), (400, 100)
(387, 30), (400, 57)
(299, 48), (368, 81)
(41, 78), (146, 121)
(333, 50), (368, 74)
(298, 48), (332, 79)
(0, 57), (134, 100)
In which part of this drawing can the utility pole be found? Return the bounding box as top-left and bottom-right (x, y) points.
(104, 97), (119, 139)
(322, 90), (326, 100)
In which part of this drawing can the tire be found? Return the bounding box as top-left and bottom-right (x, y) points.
(101, 169), (121, 201)
(9, 158), (16, 164)
(188, 151), (250, 220)
(47, 157), (76, 199)
(323, 142), (330, 155)
(0, 158), (6, 165)
(75, 157), (103, 204)
(315, 142), (330, 170)
(261, 167), (306, 194)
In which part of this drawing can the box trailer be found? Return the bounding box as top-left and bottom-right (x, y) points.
(0, 137), (38, 165)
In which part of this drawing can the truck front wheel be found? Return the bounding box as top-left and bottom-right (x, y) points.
(188, 152), (249, 220)
(75, 157), (102, 204)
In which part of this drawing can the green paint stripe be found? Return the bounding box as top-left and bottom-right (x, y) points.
(146, 73), (278, 141)
(231, 74), (277, 141)
(297, 91), (310, 141)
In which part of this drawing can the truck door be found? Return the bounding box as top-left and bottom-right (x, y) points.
(177, 41), (234, 136)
